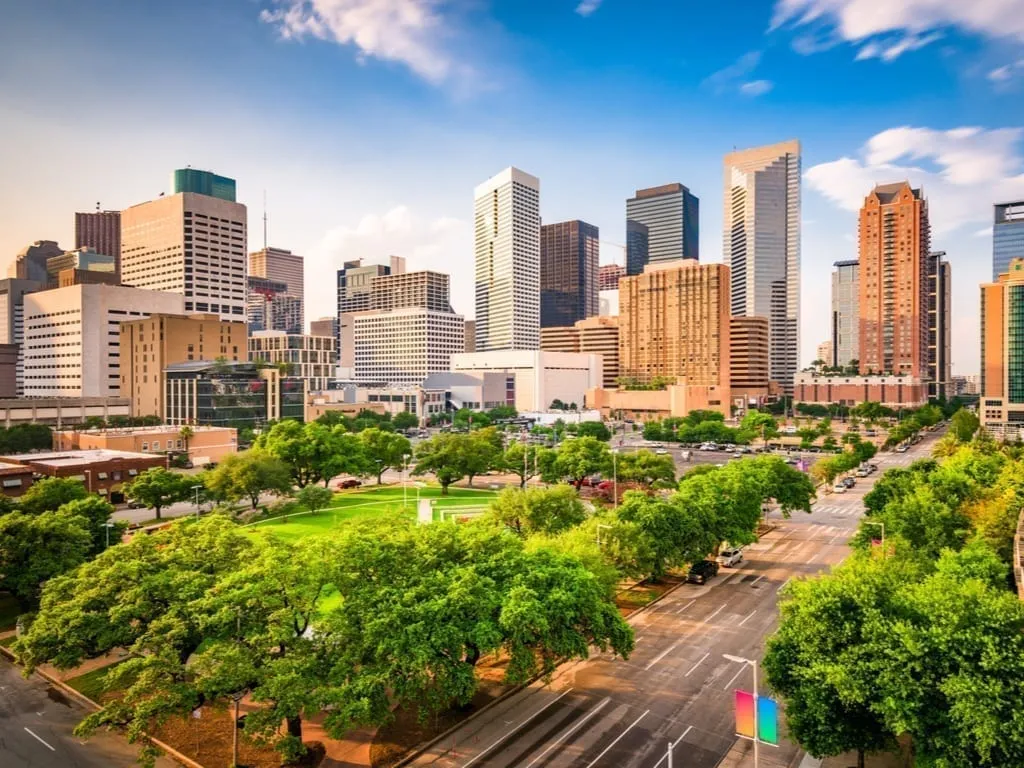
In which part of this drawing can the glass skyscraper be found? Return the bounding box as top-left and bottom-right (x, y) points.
(993, 201), (1024, 280)
(171, 168), (237, 202)
(625, 183), (699, 274)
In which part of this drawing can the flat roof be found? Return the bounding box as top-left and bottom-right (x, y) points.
(2, 449), (159, 468)
(55, 425), (233, 436)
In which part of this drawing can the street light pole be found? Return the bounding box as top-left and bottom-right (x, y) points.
(231, 690), (245, 767)
(192, 484), (203, 519)
(723, 654), (760, 768)
(103, 521), (115, 549)
(612, 449), (618, 510)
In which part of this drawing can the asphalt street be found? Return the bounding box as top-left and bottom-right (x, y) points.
(409, 431), (941, 768)
(0, 657), (176, 768)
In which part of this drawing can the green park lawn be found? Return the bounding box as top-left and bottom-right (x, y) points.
(245, 484), (500, 543)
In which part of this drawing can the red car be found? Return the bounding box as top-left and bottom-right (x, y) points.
(339, 479), (362, 489)
(596, 480), (613, 491)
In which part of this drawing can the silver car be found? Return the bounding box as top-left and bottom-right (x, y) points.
(716, 547), (743, 567)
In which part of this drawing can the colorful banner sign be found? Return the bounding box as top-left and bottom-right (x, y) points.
(735, 690), (755, 738)
(758, 695), (779, 744)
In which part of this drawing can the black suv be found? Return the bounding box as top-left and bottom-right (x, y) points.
(687, 560), (720, 584)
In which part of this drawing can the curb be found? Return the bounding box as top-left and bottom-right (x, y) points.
(392, 573), (691, 767)
(0, 643), (203, 768)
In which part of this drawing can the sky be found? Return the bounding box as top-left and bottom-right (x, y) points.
(3, 0), (1024, 376)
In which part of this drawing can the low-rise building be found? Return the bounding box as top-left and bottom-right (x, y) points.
(0, 396), (131, 428)
(793, 372), (929, 409)
(586, 381), (730, 421)
(53, 425), (238, 466)
(353, 308), (465, 384)
(164, 361), (304, 427)
(249, 331), (337, 392)
(0, 449), (164, 501)
(450, 350), (601, 413)
(0, 461), (34, 497)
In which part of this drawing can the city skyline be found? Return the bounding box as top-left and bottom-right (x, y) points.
(4, 2), (1024, 373)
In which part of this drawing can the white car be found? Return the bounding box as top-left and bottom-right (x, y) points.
(832, 482), (847, 493)
(716, 547), (744, 567)
(655, 448), (669, 455)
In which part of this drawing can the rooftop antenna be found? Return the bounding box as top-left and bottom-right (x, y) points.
(263, 189), (268, 250)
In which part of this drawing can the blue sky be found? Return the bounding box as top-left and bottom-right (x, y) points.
(3, 0), (1024, 374)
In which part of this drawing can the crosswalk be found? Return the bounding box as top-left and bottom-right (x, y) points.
(810, 504), (861, 518)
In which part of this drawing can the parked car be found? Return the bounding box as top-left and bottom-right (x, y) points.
(687, 559), (720, 584)
(126, 498), (146, 509)
(868, 463), (879, 473)
(895, 444), (909, 453)
(832, 482), (847, 494)
(716, 547), (743, 568)
(655, 448), (669, 455)
(731, 452), (743, 460)
(339, 479), (362, 489)
(841, 476), (856, 489)
(865, 429), (877, 437)
(596, 480), (613, 491)
(856, 467), (870, 477)
(699, 442), (719, 451)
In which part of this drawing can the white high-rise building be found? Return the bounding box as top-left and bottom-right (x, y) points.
(22, 284), (184, 397)
(723, 140), (801, 394)
(474, 167), (541, 352)
(354, 309), (465, 385)
(121, 176), (247, 322)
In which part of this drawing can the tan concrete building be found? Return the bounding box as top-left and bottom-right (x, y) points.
(121, 188), (247, 321)
(793, 372), (928, 409)
(541, 315), (620, 388)
(53, 425), (238, 465)
(586, 383), (730, 422)
(858, 182), (930, 378)
(465, 320), (476, 352)
(816, 340), (833, 366)
(120, 313), (247, 418)
(730, 316), (770, 402)
(370, 270), (453, 312)
(249, 330), (336, 391)
(249, 247), (304, 329)
(981, 258), (1024, 437)
(619, 260), (730, 389)
(0, 344), (17, 398)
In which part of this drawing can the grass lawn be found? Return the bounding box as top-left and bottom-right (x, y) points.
(246, 484), (499, 542)
(0, 592), (21, 631)
(65, 660), (133, 703)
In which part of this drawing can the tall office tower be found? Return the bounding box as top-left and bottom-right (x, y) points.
(724, 140), (801, 394)
(830, 260), (860, 369)
(598, 264), (624, 292)
(540, 220), (599, 328)
(75, 210), (121, 278)
(541, 315), (620, 387)
(857, 182), (930, 378)
(247, 276), (302, 334)
(121, 170), (247, 321)
(474, 167), (541, 351)
(927, 251), (952, 399)
(9, 241), (62, 282)
(23, 283), (183, 397)
(618, 260), (730, 388)
(0, 279), (42, 395)
(371, 270), (453, 312)
(336, 257), (405, 370)
(730, 316), (771, 398)
(46, 248), (117, 281)
(980, 258), (1024, 437)
(625, 184), (699, 275)
(249, 247), (304, 329)
(993, 201), (1024, 280)
(120, 313), (247, 418)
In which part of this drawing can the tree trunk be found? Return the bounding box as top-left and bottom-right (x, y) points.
(857, 748), (865, 768)
(251, 495), (260, 509)
(441, 481), (449, 496)
(574, 478), (584, 490)
(465, 644), (481, 667)
(154, 506), (162, 520)
(467, 473), (474, 488)
(286, 714), (302, 741)
(377, 470), (384, 485)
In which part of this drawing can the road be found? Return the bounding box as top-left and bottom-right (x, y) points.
(0, 658), (176, 768)
(408, 430), (941, 768)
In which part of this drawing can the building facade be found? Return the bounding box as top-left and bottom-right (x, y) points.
(120, 313), (246, 418)
(598, 264), (624, 292)
(46, 247), (117, 281)
(75, 210), (121, 278)
(793, 373), (929, 409)
(165, 361), (303, 427)
(724, 140), (801, 394)
(625, 183), (699, 273)
(993, 201), (1024, 281)
(249, 331), (337, 392)
(618, 260), (731, 390)
(831, 259), (860, 369)
(247, 275), (302, 334)
(927, 252), (952, 399)
(0, 449), (163, 501)
(310, 316), (340, 362)
(249, 247), (304, 329)
(473, 167), (541, 351)
(121, 178), (246, 321)
(980, 258), (1024, 437)
(816, 340), (833, 366)
(0, 278), (43, 395)
(450, 350), (600, 413)
(171, 168), (236, 201)
(23, 284), (183, 398)
(540, 220), (599, 328)
(336, 257), (405, 370)
(858, 182), (930, 378)
(464, 320), (476, 353)
(10, 241), (62, 283)
(353, 308), (464, 385)
(540, 315), (620, 388)
(54, 425), (239, 465)
(730, 316), (770, 401)
(370, 270), (453, 312)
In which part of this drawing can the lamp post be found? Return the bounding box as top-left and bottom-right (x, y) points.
(595, 523), (612, 548)
(611, 449), (618, 510)
(192, 484), (203, 519)
(403, 453), (411, 510)
(230, 690), (246, 767)
(84, 470), (92, 494)
(103, 521), (115, 549)
(723, 654), (759, 768)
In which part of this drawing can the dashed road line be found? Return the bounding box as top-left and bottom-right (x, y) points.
(583, 709), (650, 768)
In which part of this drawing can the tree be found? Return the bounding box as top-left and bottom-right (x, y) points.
(614, 449), (676, 488)
(122, 467), (191, 520)
(413, 433), (466, 495)
(17, 477), (88, 515)
(459, 428), (502, 487)
(950, 408), (980, 442)
(501, 441), (548, 488)
(178, 425), (194, 455)
(359, 428), (412, 484)
(613, 491), (712, 581)
(487, 405), (518, 421)
(0, 509), (92, 611)
(485, 485), (586, 536)
(549, 399), (566, 411)
(205, 450), (293, 510)
(56, 496), (121, 556)
(575, 421), (611, 441)
(295, 484), (334, 516)
(740, 411), (779, 447)
(453, 408), (490, 430)
(257, 420), (366, 487)
(554, 436), (610, 489)
(392, 411), (419, 431)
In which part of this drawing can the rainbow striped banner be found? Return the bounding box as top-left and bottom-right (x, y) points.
(734, 691), (779, 745)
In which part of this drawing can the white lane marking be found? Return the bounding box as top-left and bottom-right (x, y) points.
(776, 577), (792, 594)
(738, 610), (757, 627)
(722, 663), (748, 690)
(704, 604), (726, 623)
(24, 727), (55, 751)
(828, 532), (843, 545)
(462, 688), (574, 767)
(583, 709), (649, 768)
(524, 697), (610, 768)
(750, 575), (765, 586)
(644, 640), (683, 671)
(684, 652), (710, 677)
(652, 725), (696, 768)
(676, 599), (695, 615)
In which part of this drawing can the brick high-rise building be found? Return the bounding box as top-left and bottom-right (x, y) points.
(249, 247), (304, 330)
(75, 210), (121, 278)
(857, 182), (930, 378)
(540, 220), (599, 328)
(598, 264), (624, 292)
(541, 315), (620, 388)
(730, 316), (770, 398)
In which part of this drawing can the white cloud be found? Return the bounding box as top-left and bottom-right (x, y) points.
(260, 0), (474, 87)
(305, 205), (473, 320)
(805, 125), (1024, 234)
(988, 59), (1024, 82)
(739, 79), (774, 96)
(772, 0), (1024, 60)
(975, 226), (994, 238)
(575, 0), (602, 17)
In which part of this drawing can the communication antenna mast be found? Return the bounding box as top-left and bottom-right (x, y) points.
(263, 190), (268, 249)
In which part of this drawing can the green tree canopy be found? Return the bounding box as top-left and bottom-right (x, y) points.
(614, 449), (676, 488)
(575, 421), (611, 441)
(0, 509), (92, 611)
(950, 408), (980, 442)
(295, 484), (334, 515)
(484, 485), (586, 537)
(392, 411), (419, 430)
(359, 427), (412, 484)
(56, 496), (121, 556)
(553, 436), (610, 489)
(413, 433), (466, 495)
(18, 476), (88, 515)
(204, 450), (293, 510)
(256, 421), (366, 487)
(122, 467), (192, 520)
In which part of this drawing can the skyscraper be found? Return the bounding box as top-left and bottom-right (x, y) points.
(171, 168), (237, 201)
(724, 140), (801, 394)
(540, 220), (599, 328)
(830, 260), (859, 369)
(336, 257), (404, 371)
(927, 251), (952, 399)
(993, 201), (1024, 281)
(247, 276), (302, 334)
(75, 210), (121, 278)
(473, 167), (540, 351)
(598, 264), (624, 292)
(980, 258), (1024, 437)
(625, 220), (649, 277)
(9, 241), (62, 283)
(625, 183), (699, 274)
(249, 247), (304, 330)
(121, 171), (247, 321)
(857, 182), (930, 378)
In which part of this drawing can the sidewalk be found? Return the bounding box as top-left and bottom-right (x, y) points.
(715, 738), (799, 768)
